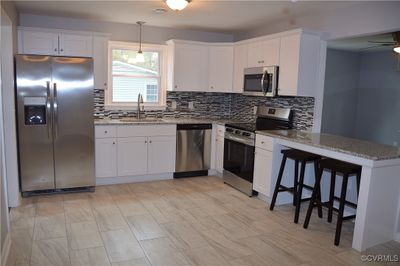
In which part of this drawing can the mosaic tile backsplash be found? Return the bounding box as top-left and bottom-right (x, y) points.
(94, 90), (314, 130)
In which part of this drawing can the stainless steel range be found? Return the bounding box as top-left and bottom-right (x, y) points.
(223, 106), (293, 196)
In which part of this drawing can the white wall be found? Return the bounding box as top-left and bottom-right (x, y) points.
(355, 51), (400, 147)
(321, 49), (360, 137)
(19, 13), (234, 43)
(235, 1), (400, 41)
(322, 49), (400, 147)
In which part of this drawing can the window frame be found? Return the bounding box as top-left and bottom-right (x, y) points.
(106, 41), (167, 110)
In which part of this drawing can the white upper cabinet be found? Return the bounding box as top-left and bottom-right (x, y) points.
(208, 45), (233, 93)
(18, 27), (93, 57)
(58, 33), (93, 57)
(232, 44), (248, 93)
(168, 41), (209, 92)
(18, 30), (59, 55)
(93, 35), (109, 90)
(278, 32), (322, 97)
(247, 38), (280, 67)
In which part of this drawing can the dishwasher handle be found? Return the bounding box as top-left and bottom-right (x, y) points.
(177, 123), (212, 130)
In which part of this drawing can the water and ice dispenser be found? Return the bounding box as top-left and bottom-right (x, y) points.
(23, 97), (47, 125)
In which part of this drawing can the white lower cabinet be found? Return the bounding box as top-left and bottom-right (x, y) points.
(253, 134), (274, 196)
(95, 138), (117, 178)
(253, 147), (273, 196)
(215, 135), (225, 173)
(117, 137), (148, 176)
(147, 136), (176, 174)
(95, 125), (176, 179)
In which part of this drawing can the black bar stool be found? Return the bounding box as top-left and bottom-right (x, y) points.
(303, 158), (361, 246)
(270, 149), (323, 224)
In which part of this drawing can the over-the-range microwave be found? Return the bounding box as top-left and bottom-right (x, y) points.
(243, 66), (279, 97)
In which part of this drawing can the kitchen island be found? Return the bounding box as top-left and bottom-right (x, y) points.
(256, 129), (400, 252)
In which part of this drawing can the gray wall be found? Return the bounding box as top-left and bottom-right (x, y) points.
(355, 51), (400, 146)
(322, 49), (400, 147)
(235, 1), (400, 41)
(19, 13), (234, 43)
(321, 49), (360, 137)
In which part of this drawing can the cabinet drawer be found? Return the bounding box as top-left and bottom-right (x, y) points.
(255, 134), (274, 151)
(117, 124), (176, 137)
(216, 125), (225, 137)
(95, 126), (117, 138)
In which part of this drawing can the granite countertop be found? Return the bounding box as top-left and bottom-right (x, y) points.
(256, 130), (400, 161)
(94, 117), (243, 126)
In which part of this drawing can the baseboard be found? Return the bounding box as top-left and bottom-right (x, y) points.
(1, 233), (11, 266)
(96, 173), (173, 186)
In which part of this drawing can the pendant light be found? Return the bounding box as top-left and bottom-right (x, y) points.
(165, 0), (190, 11)
(394, 44), (400, 54)
(136, 21), (145, 63)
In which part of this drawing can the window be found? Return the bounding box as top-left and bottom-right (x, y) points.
(106, 41), (167, 109)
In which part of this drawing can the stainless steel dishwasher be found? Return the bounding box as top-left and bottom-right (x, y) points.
(174, 124), (212, 178)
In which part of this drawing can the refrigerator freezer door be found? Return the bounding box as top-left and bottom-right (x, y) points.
(51, 57), (95, 189)
(16, 55), (55, 192)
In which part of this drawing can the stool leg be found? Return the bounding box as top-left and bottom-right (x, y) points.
(335, 174), (349, 246)
(328, 171), (336, 223)
(293, 160), (299, 206)
(270, 155), (287, 211)
(314, 161), (323, 219)
(303, 166), (323, 229)
(294, 161), (306, 223)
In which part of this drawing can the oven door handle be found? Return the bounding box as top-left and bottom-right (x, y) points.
(224, 134), (255, 147)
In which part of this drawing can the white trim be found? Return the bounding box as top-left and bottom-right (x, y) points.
(96, 173), (173, 185)
(1, 233), (11, 266)
(17, 26), (111, 37)
(106, 41), (167, 110)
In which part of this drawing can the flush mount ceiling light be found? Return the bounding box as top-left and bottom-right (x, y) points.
(136, 21), (145, 63)
(165, 0), (191, 11)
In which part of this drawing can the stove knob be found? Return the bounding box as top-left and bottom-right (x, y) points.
(242, 132), (251, 137)
(235, 130), (241, 134)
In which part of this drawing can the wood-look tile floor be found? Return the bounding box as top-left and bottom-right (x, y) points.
(6, 176), (399, 266)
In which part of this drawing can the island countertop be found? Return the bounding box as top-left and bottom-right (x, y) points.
(256, 130), (400, 161)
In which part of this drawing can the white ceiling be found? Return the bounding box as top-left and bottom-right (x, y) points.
(328, 33), (397, 53)
(12, 0), (361, 33)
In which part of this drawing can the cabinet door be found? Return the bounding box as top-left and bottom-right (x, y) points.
(93, 36), (109, 90)
(215, 135), (224, 173)
(59, 34), (93, 57)
(173, 43), (208, 91)
(147, 136), (176, 174)
(20, 30), (59, 55)
(208, 45), (233, 92)
(233, 44), (248, 93)
(247, 38), (280, 67)
(95, 138), (117, 178)
(117, 137), (148, 176)
(278, 34), (300, 96)
(253, 148), (273, 196)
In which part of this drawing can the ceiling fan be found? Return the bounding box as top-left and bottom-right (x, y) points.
(361, 32), (400, 53)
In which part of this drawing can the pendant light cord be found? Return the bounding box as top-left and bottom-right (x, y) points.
(139, 22), (142, 52)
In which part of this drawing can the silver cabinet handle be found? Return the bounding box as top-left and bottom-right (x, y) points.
(53, 83), (58, 139)
(145, 140), (147, 144)
(112, 141), (115, 145)
(46, 81), (52, 139)
(60, 48), (64, 52)
(174, 85), (178, 89)
(54, 48), (57, 52)
(104, 130), (108, 134)
(261, 141), (265, 144)
(104, 82), (107, 86)
(149, 140), (152, 144)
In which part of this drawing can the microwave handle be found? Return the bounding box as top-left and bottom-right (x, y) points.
(261, 70), (269, 96)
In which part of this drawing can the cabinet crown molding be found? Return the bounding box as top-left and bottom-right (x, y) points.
(17, 26), (111, 37)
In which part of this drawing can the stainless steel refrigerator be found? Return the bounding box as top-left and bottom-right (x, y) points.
(15, 55), (95, 195)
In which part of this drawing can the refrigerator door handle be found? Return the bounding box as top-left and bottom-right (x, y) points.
(46, 81), (52, 139)
(53, 82), (58, 139)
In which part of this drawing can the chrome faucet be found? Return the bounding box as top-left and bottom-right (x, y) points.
(137, 93), (144, 119)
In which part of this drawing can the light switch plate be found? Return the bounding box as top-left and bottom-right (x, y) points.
(188, 102), (194, 110)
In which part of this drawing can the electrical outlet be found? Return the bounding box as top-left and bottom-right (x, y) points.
(171, 100), (177, 109)
(188, 102), (194, 110)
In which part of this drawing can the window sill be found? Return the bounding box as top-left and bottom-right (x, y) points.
(104, 105), (167, 111)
